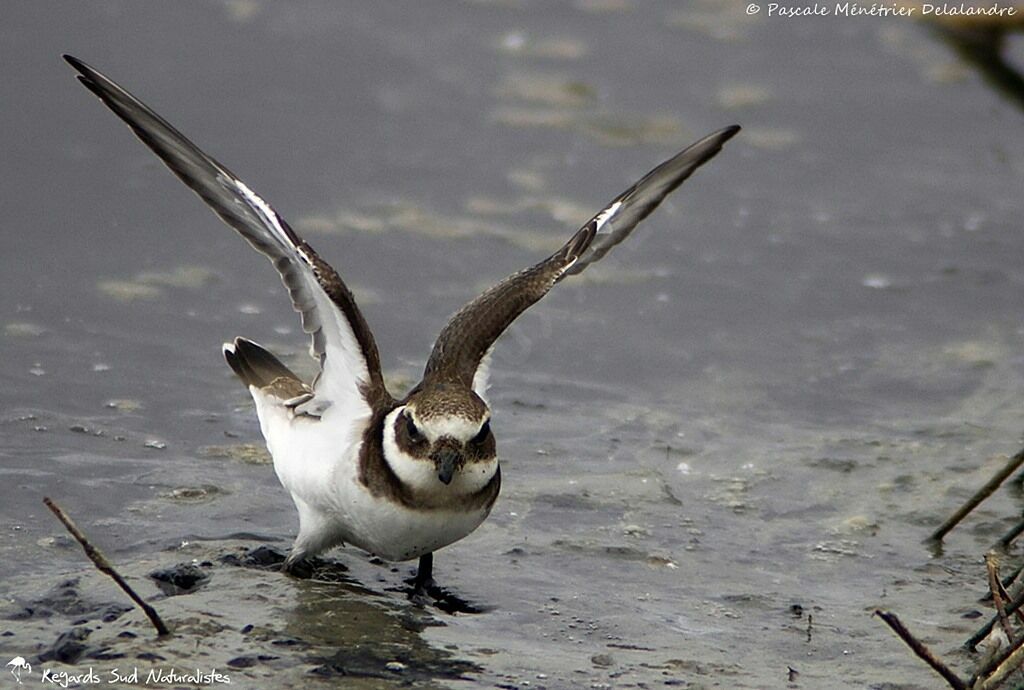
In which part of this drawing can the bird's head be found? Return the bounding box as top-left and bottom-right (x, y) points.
(382, 383), (497, 496)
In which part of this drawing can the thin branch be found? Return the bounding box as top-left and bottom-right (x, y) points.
(995, 565), (1024, 628)
(987, 553), (1014, 641)
(973, 634), (1006, 688)
(995, 512), (1024, 550)
(43, 496), (169, 636)
(927, 448), (1024, 543)
(975, 630), (1024, 689)
(967, 587), (1024, 651)
(874, 609), (967, 690)
(983, 562), (1024, 603)
(1001, 562), (1024, 593)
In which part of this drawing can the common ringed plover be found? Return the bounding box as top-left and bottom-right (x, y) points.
(65, 54), (739, 605)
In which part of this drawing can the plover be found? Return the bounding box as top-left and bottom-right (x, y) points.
(65, 55), (738, 602)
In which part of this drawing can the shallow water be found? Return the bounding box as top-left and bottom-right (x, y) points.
(3, 2), (1024, 688)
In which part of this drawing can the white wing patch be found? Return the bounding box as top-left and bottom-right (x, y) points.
(471, 347), (494, 403)
(235, 179), (298, 250)
(235, 178), (370, 421)
(593, 200), (623, 233)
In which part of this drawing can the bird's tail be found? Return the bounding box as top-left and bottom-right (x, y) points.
(223, 337), (313, 407)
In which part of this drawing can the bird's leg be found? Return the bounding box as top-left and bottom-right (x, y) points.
(413, 552), (434, 592)
(406, 552), (483, 614)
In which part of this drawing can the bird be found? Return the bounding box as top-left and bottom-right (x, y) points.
(64, 54), (739, 605)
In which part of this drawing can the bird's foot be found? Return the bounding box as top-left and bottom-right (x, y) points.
(406, 574), (484, 614)
(281, 554), (350, 582)
(404, 554), (484, 614)
(282, 557), (315, 579)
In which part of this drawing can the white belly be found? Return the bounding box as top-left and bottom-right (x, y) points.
(294, 458), (494, 562)
(339, 484), (493, 561)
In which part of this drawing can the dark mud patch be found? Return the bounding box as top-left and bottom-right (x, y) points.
(3, 577), (132, 624)
(149, 562), (211, 596)
(38, 626), (95, 664)
(218, 544), (289, 570)
(218, 544), (354, 584)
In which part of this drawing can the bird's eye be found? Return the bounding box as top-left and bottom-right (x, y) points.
(405, 414), (424, 442)
(471, 420), (491, 445)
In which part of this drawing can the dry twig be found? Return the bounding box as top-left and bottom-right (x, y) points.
(874, 609), (966, 690)
(995, 512), (1024, 550)
(982, 562), (1024, 603)
(987, 553), (1015, 641)
(968, 587), (1024, 651)
(973, 628), (1024, 689)
(43, 496), (169, 636)
(928, 449), (1024, 543)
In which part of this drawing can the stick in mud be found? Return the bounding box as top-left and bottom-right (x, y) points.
(995, 511), (1024, 550)
(967, 587), (1024, 651)
(1000, 562), (1024, 593)
(874, 609), (967, 690)
(43, 496), (170, 636)
(927, 448), (1024, 544)
(972, 631), (1024, 690)
(981, 562), (1024, 604)
(986, 553), (1014, 641)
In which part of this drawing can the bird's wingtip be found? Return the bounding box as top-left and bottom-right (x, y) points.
(62, 54), (86, 71)
(720, 124), (742, 140)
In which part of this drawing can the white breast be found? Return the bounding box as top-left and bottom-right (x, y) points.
(251, 392), (496, 562)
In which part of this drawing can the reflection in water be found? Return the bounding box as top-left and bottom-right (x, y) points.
(288, 578), (480, 686)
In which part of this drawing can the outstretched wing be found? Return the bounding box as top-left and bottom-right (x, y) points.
(563, 125), (740, 276)
(65, 55), (389, 414)
(424, 125), (740, 396)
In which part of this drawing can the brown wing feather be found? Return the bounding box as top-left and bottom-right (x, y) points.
(563, 125), (740, 276)
(424, 126), (740, 390)
(424, 223), (595, 387)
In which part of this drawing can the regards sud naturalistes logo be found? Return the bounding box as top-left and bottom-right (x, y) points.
(30, 666), (231, 686)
